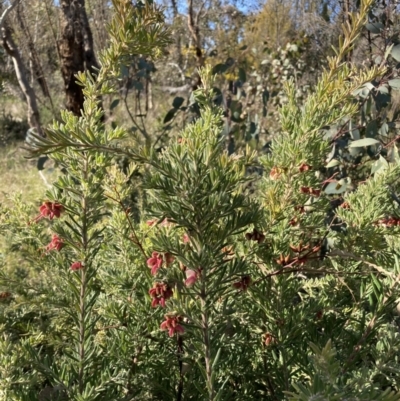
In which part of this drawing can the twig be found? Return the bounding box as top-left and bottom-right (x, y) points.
(123, 71), (150, 141)
(177, 336), (184, 401)
(106, 187), (148, 258)
(0, 0), (21, 31)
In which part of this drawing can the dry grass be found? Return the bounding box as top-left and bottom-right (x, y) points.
(0, 142), (50, 207)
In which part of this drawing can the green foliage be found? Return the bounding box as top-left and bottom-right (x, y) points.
(0, 112), (29, 146)
(2, 0), (400, 400)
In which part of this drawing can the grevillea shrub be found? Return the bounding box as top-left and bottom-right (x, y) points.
(1, 0), (400, 400)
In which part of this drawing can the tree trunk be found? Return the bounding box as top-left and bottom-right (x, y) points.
(1, 24), (43, 136)
(170, 0), (183, 66)
(17, 5), (51, 99)
(58, 0), (98, 116)
(79, 0), (100, 73)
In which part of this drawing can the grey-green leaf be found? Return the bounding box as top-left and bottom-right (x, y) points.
(212, 63), (229, 74)
(163, 108), (177, 124)
(349, 138), (380, 147)
(238, 67), (246, 83)
(371, 155), (388, 175)
(391, 44), (400, 62)
(365, 22), (384, 34)
(110, 99), (120, 110)
(172, 97), (184, 109)
(388, 78), (400, 89)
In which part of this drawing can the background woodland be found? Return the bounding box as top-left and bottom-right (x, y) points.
(0, 1), (400, 401)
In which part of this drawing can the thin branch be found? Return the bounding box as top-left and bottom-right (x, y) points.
(106, 187), (148, 259)
(187, 0), (204, 70)
(158, 84), (191, 94)
(167, 62), (186, 83)
(0, 0), (21, 31)
(123, 80), (150, 141)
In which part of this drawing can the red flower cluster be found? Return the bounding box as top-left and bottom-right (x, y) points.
(70, 261), (84, 271)
(340, 201), (350, 209)
(376, 217), (400, 227)
(245, 229), (265, 244)
(160, 315), (184, 337)
(46, 235), (64, 252)
(295, 205), (306, 214)
(299, 163), (312, 172)
(300, 187), (320, 197)
(35, 202), (63, 222)
(149, 282), (173, 307)
(269, 167), (282, 180)
(276, 254), (291, 266)
(0, 292), (12, 300)
(147, 252), (175, 275)
(263, 332), (277, 346)
(146, 219), (174, 227)
(147, 252), (163, 275)
(232, 275), (252, 291)
(185, 269), (198, 287)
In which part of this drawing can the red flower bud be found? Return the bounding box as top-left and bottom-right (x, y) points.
(70, 261), (84, 271)
(185, 269), (198, 287)
(160, 315), (185, 337)
(299, 163), (312, 172)
(232, 275), (252, 291)
(149, 282), (173, 307)
(147, 252), (163, 275)
(46, 235), (64, 252)
(269, 167), (281, 180)
(33, 202), (64, 223)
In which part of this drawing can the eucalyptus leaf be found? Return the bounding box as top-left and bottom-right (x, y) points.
(391, 44), (400, 62)
(163, 108), (177, 124)
(324, 179), (349, 195)
(371, 155), (389, 175)
(378, 122), (389, 137)
(172, 97), (184, 109)
(378, 85), (389, 94)
(110, 99), (120, 110)
(388, 144), (400, 163)
(326, 144), (336, 162)
(212, 63), (228, 74)
(388, 78), (400, 89)
(349, 120), (360, 140)
(384, 44), (394, 60)
(238, 67), (246, 83)
(349, 138), (380, 147)
(366, 120), (377, 137)
(374, 55), (382, 65)
(326, 159), (340, 168)
(37, 156), (49, 171)
(365, 22), (384, 34)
